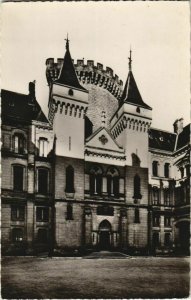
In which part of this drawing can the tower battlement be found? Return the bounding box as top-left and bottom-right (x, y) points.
(46, 58), (123, 100)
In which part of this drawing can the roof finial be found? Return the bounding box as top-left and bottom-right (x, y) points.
(128, 47), (132, 71)
(65, 33), (70, 51)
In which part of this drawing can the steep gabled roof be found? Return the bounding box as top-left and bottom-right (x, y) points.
(149, 128), (176, 152)
(176, 123), (190, 151)
(1, 89), (49, 124)
(55, 38), (87, 92)
(120, 70), (152, 110)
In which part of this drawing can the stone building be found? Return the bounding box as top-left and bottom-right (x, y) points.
(1, 39), (190, 255)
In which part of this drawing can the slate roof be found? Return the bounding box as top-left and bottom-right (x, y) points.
(55, 40), (87, 92)
(176, 123), (190, 151)
(1, 89), (49, 124)
(149, 128), (176, 152)
(120, 71), (152, 110)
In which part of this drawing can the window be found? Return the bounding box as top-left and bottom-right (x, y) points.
(39, 138), (48, 157)
(186, 165), (190, 178)
(65, 166), (75, 193)
(132, 153), (141, 167)
(152, 161), (158, 177)
(164, 233), (171, 246)
(133, 174), (142, 199)
(12, 228), (23, 242)
(164, 189), (170, 206)
(90, 166), (102, 195)
(68, 89), (73, 96)
(36, 207), (49, 222)
(38, 169), (49, 194)
(66, 204), (73, 220)
(13, 165), (24, 191)
(14, 133), (26, 154)
(153, 187), (159, 205)
(186, 183), (190, 203)
(37, 228), (48, 243)
(153, 215), (160, 227)
(97, 206), (114, 216)
(180, 167), (184, 178)
(85, 116), (93, 139)
(164, 216), (171, 227)
(11, 206), (25, 221)
(152, 232), (160, 247)
(134, 208), (140, 223)
(164, 163), (170, 178)
(106, 167), (119, 197)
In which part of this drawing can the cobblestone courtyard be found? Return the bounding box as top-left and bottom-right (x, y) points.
(1, 256), (189, 299)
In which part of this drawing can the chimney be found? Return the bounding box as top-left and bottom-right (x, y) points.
(173, 118), (184, 134)
(29, 81), (36, 99)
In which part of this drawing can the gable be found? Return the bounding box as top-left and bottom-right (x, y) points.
(86, 127), (123, 152)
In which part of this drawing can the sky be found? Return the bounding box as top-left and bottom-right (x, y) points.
(2, 2), (190, 131)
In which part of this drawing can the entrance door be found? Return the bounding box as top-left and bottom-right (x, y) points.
(99, 231), (110, 250)
(99, 220), (111, 250)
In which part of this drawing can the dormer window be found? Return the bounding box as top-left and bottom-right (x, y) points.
(136, 107), (140, 113)
(68, 89), (74, 96)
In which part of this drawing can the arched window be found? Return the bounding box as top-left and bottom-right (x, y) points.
(89, 166), (102, 195)
(13, 165), (24, 191)
(66, 204), (73, 220)
(39, 137), (48, 157)
(65, 166), (75, 193)
(152, 161), (158, 177)
(85, 116), (93, 139)
(12, 228), (23, 242)
(153, 187), (159, 205)
(133, 174), (142, 199)
(132, 153), (141, 167)
(164, 163), (170, 178)
(37, 228), (48, 243)
(106, 167), (119, 197)
(37, 168), (49, 194)
(14, 133), (26, 154)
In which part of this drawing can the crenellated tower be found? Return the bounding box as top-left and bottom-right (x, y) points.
(48, 37), (89, 159)
(110, 50), (152, 168)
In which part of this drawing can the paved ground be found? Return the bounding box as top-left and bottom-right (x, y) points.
(1, 255), (190, 299)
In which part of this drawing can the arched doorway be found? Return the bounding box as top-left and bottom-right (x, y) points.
(99, 220), (112, 250)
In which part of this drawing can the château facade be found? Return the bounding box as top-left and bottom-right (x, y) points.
(1, 39), (190, 255)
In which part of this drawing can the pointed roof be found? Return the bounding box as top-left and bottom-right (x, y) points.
(55, 37), (87, 92)
(120, 50), (152, 110)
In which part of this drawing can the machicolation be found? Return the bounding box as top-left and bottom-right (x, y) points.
(46, 58), (123, 100)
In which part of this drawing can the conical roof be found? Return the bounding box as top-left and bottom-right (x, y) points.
(120, 50), (151, 110)
(120, 70), (151, 110)
(55, 38), (87, 92)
